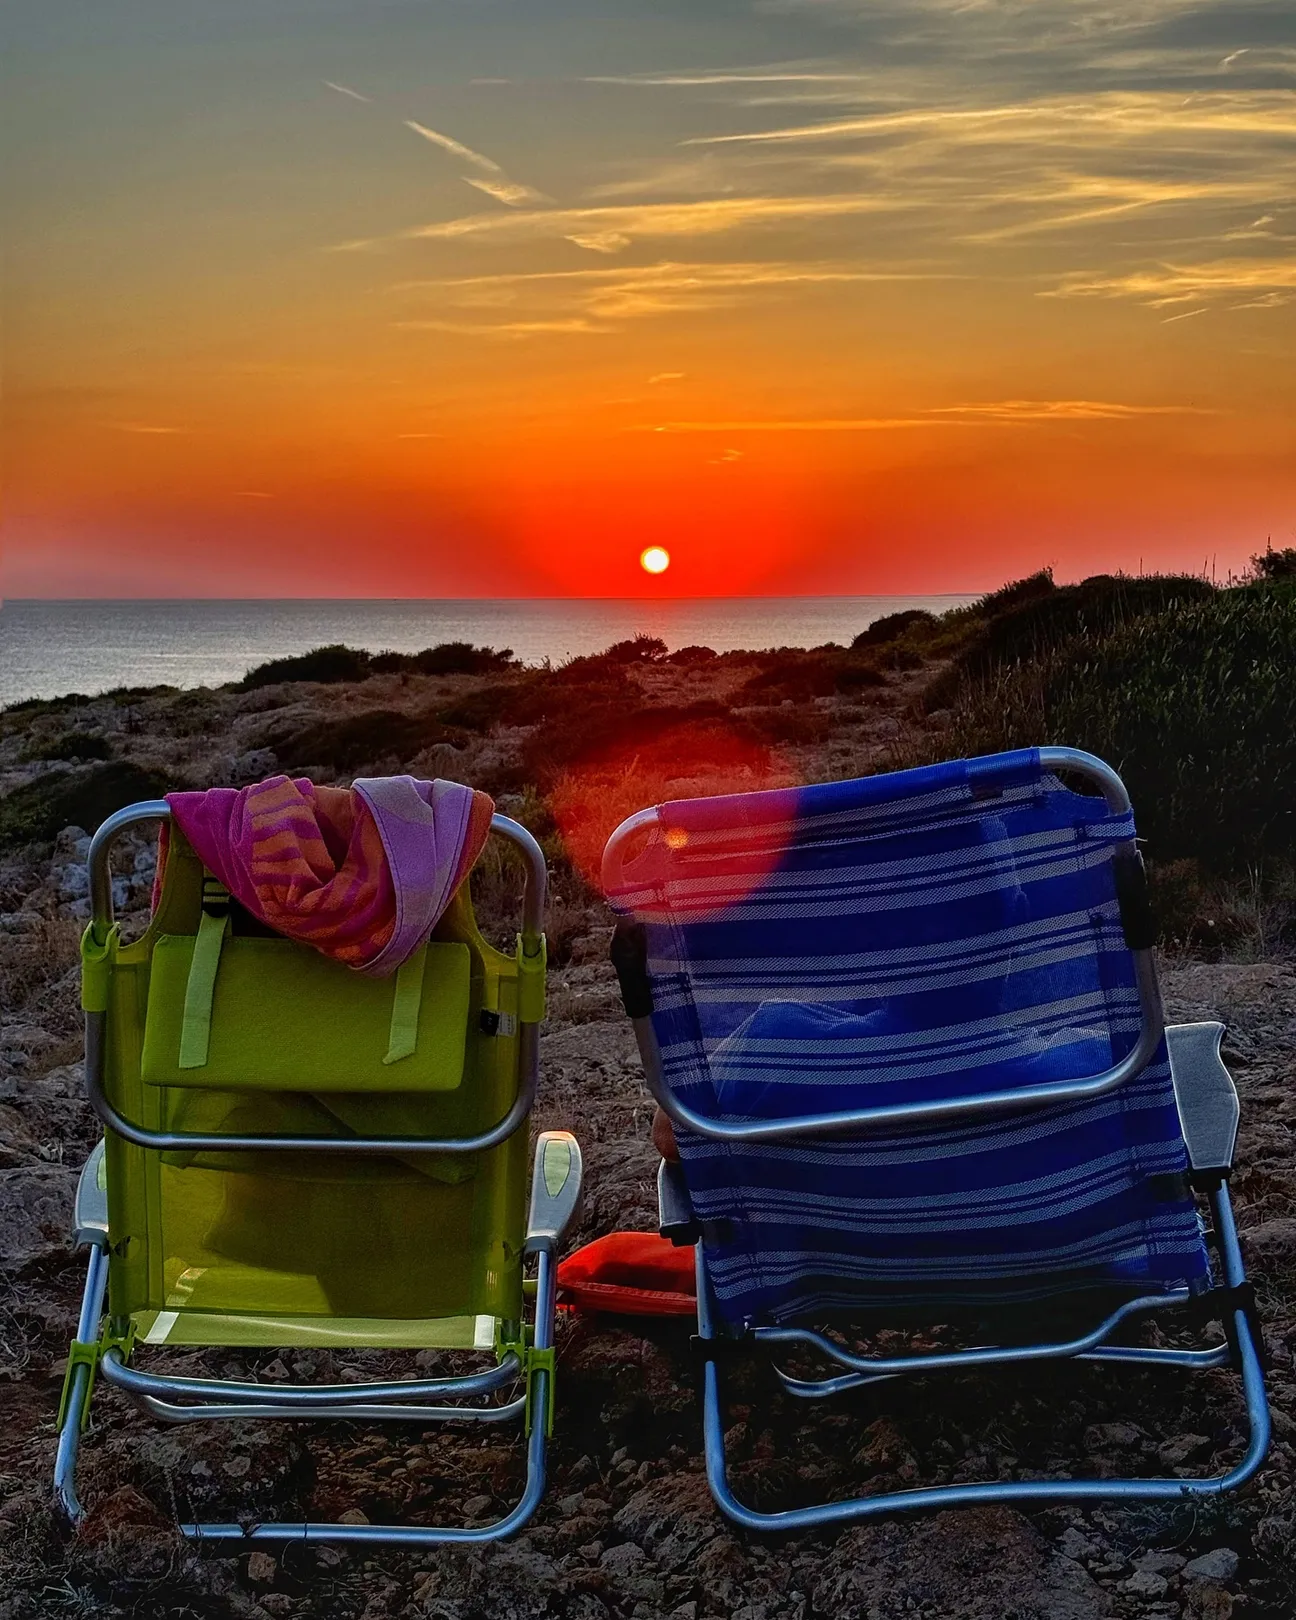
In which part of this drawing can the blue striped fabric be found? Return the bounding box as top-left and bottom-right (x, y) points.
(607, 750), (1209, 1327)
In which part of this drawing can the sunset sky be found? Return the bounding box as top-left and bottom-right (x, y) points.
(3, 0), (1294, 598)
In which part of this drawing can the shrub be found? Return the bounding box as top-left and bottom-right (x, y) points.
(852, 609), (936, 649)
(261, 709), (469, 772)
(666, 644), (718, 665)
(370, 643), (518, 677)
(932, 585), (1296, 867)
(20, 731), (112, 764)
(239, 645), (372, 689)
(1249, 546), (1296, 583)
(0, 762), (175, 851)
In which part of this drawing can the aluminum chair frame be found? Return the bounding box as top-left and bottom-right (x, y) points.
(607, 750), (1272, 1529)
(55, 803), (581, 1548)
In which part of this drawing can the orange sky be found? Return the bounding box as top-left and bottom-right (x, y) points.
(3, 0), (1294, 597)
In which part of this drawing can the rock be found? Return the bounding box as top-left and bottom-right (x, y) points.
(812, 1508), (1112, 1619)
(1135, 1550), (1187, 1575)
(1243, 1217), (1296, 1260)
(463, 1494), (492, 1519)
(1120, 1569), (1169, 1599)
(613, 1474), (719, 1572)
(1058, 1528), (1095, 1561)
(1158, 1433), (1213, 1467)
(1082, 1422), (1142, 1451)
(246, 1552), (277, 1586)
(338, 1507), (369, 1525)
(0, 1164), (78, 1268)
(232, 749), (279, 784)
(1182, 1548), (1240, 1584)
(1184, 1588), (1234, 1620)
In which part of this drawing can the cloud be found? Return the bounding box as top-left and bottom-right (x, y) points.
(644, 398), (1207, 432)
(650, 371), (687, 383)
(109, 422), (187, 434)
(1048, 256), (1296, 306)
(404, 119), (503, 174)
(401, 193), (909, 252)
(323, 80), (371, 103)
(464, 176), (546, 207)
(390, 259), (944, 335)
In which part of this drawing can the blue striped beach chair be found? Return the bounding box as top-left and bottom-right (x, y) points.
(602, 747), (1270, 1530)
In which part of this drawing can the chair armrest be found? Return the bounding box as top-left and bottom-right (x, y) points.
(658, 1159), (699, 1246)
(74, 1140), (109, 1249)
(524, 1132), (583, 1255)
(1166, 1021), (1239, 1175)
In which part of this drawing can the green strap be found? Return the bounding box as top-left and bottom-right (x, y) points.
(178, 883), (230, 1070)
(383, 943), (427, 1065)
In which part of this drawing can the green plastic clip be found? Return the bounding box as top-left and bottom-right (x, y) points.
(515, 932), (547, 1025)
(56, 1321), (136, 1431)
(80, 923), (121, 1014)
(525, 1346), (557, 1437)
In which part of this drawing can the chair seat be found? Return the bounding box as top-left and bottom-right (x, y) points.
(134, 1306), (501, 1350)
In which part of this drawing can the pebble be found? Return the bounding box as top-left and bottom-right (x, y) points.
(1120, 1569), (1169, 1599)
(246, 1551), (277, 1586)
(1183, 1548), (1240, 1584)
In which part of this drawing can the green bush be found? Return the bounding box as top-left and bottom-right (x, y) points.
(852, 609), (935, 649)
(936, 585), (1296, 866)
(0, 762), (175, 851)
(21, 731), (112, 764)
(239, 644), (373, 688)
(261, 709), (470, 772)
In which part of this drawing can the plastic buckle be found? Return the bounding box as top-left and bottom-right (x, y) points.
(80, 923), (121, 1014)
(57, 1321), (136, 1431)
(1213, 1280), (1270, 1371)
(525, 1347), (557, 1437)
(515, 933), (547, 1025)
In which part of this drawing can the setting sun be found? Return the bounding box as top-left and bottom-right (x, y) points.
(640, 546), (671, 576)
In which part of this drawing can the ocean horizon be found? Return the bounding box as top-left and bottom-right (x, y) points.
(0, 596), (977, 708)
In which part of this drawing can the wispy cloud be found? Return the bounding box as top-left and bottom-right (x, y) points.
(404, 119), (503, 173)
(650, 371), (687, 383)
(404, 119), (543, 208)
(393, 193), (910, 253)
(109, 422), (187, 435)
(1049, 256), (1296, 307)
(644, 399), (1207, 432)
(391, 258), (943, 334)
(323, 80), (371, 103)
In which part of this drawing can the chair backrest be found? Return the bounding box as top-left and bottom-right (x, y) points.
(99, 827), (529, 1329)
(604, 749), (1209, 1327)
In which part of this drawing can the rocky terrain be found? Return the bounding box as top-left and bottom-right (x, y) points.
(0, 633), (1293, 1618)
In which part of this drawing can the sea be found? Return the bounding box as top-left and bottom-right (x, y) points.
(0, 597), (975, 709)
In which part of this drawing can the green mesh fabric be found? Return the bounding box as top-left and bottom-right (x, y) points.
(101, 832), (528, 1329)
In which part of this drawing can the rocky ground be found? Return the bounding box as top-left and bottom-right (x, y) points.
(0, 649), (1293, 1618)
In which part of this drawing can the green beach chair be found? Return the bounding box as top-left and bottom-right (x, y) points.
(54, 798), (581, 1549)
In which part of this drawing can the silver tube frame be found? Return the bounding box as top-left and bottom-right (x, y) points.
(54, 1237), (559, 1547)
(695, 1181), (1271, 1530)
(608, 747), (1165, 1142)
(83, 802), (546, 1154)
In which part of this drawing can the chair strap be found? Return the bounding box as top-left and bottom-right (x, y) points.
(178, 880), (231, 1069)
(383, 942), (428, 1065)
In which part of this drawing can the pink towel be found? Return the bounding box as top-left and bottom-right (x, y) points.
(159, 775), (495, 974)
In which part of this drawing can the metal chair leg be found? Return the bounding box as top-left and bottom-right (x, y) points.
(53, 1241), (109, 1527)
(695, 1191), (1272, 1533)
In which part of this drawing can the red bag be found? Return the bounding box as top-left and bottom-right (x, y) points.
(557, 1232), (697, 1318)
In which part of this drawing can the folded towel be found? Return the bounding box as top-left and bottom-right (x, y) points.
(158, 775), (494, 974)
